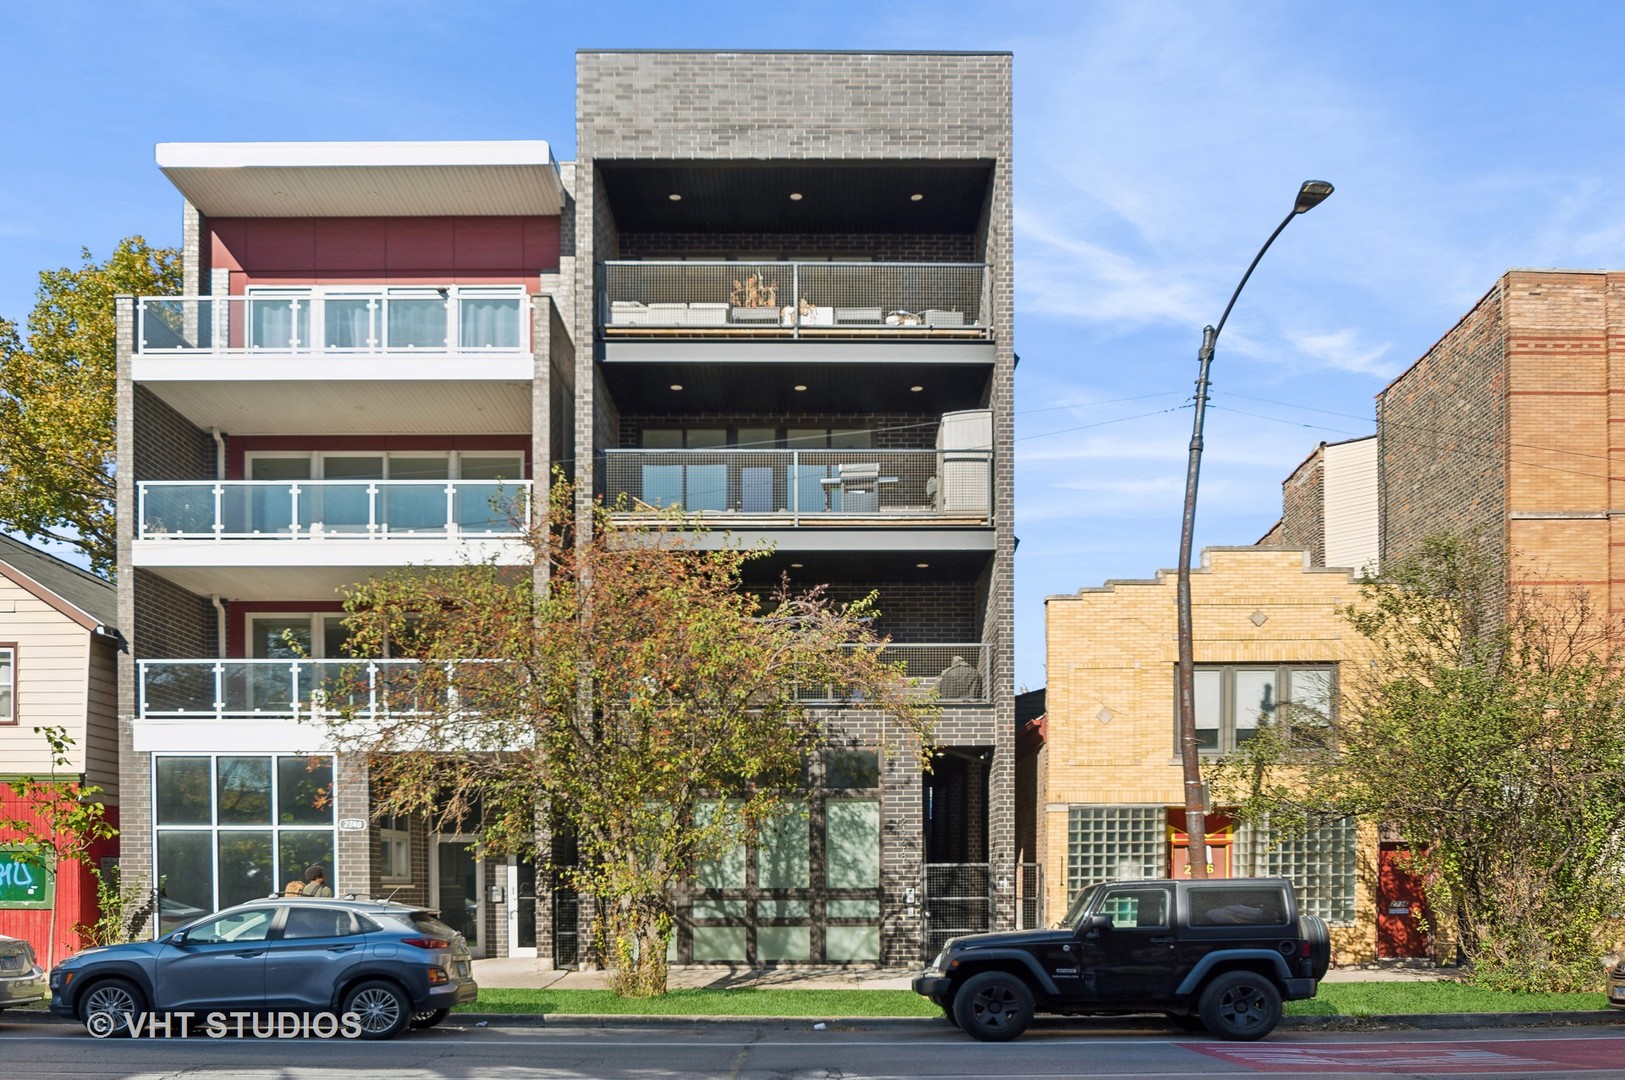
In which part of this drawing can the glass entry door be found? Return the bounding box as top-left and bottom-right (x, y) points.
(508, 860), (539, 957)
(433, 839), (485, 958)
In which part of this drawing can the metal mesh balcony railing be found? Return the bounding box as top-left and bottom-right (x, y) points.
(137, 480), (532, 539)
(601, 449), (992, 523)
(135, 286), (530, 355)
(794, 644), (990, 704)
(140, 644), (987, 720)
(600, 262), (987, 337)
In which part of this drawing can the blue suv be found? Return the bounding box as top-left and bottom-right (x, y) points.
(49, 897), (477, 1040)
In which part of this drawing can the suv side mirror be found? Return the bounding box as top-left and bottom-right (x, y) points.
(1080, 913), (1111, 938)
(168, 931), (188, 946)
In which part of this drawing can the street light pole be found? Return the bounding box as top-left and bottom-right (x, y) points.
(1175, 180), (1334, 880)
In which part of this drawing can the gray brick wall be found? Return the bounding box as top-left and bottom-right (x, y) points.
(574, 50), (1016, 949)
(1276, 445), (1326, 565)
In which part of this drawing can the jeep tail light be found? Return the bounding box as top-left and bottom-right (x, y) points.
(1301, 941), (1311, 957)
(403, 937), (452, 950)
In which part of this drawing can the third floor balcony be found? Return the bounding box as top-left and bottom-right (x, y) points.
(128, 285), (537, 435)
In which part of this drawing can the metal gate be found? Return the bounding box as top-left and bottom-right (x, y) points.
(922, 863), (990, 960)
(1016, 862), (1044, 929)
(552, 881), (579, 968)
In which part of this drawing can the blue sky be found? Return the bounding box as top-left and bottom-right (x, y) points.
(5, 2), (1625, 691)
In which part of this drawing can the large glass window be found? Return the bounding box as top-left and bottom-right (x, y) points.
(1185, 665), (1338, 754)
(153, 755), (336, 932)
(679, 750), (882, 963)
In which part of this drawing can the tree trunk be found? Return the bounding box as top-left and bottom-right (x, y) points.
(607, 895), (671, 997)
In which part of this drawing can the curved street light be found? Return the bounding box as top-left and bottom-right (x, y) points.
(1175, 180), (1334, 879)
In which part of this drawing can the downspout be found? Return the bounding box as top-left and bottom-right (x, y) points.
(211, 594), (228, 657)
(211, 427), (227, 481)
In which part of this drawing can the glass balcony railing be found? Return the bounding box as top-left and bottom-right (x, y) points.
(137, 659), (485, 721)
(137, 480), (532, 540)
(600, 262), (988, 337)
(135, 286), (530, 355)
(601, 449), (992, 524)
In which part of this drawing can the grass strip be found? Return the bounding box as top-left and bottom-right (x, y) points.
(459, 988), (940, 1017)
(1286, 981), (1605, 1016)
(460, 983), (1611, 1019)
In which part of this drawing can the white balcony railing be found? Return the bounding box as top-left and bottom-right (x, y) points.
(139, 644), (987, 720)
(137, 480), (532, 540)
(600, 262), (988, 337)
(601, 449), (992, 524)
(135, 286), (530, 356)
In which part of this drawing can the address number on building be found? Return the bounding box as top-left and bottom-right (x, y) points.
(338, 819), (368, 832)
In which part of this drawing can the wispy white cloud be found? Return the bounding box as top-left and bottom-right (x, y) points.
(1278, 328), (1396, 377)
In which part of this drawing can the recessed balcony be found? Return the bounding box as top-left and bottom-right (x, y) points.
(600, 449), (992, 527)
(600, 262), (988, 340)
(130, 286), (534, 434)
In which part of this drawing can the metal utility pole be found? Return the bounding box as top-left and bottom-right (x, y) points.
(1175, 180), (1334, 879)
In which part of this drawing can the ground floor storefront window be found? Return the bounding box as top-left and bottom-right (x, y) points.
(153, 754), (335, 931)
(674, 750), (883, 964)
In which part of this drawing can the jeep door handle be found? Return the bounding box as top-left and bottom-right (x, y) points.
(1149, 937), (1175, 946)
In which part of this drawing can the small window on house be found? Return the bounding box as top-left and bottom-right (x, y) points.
(379, 815), (412, 884)
(0, 645), (14, 724)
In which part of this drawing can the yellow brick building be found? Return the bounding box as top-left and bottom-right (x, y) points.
(1039, 546), (1392, 964)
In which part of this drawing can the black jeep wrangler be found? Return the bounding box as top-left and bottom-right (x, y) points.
(912, 876), (1330, 1042)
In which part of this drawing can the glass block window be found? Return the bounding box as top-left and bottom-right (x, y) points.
(1235, 815), (1357, 925)
(1066, 806), (1166, 901)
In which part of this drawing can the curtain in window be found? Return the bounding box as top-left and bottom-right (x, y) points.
(460, 296), (520, 349)
(324, 297), (375, 349)
(387, 295), (448, 349)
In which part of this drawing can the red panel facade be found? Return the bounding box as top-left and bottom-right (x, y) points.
(0, 791), (118, 966)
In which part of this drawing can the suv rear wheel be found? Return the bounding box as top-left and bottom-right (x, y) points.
(952, 971), (1035, 1042)
(1197, 970), (1282, 1041)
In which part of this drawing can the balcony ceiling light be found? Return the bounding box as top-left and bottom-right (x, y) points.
(789, 192), (803, 201)
(910, 385), (924, 392)
(790, 562), (804, 568)
(910, 193), (924, 202)
(668, 192), (682, 201)
(669, 383), (683, 391)
(915, 562), (930, 568)
(793, 384), (808, 392)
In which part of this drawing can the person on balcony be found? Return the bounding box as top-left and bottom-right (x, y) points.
(939, 655), (982, 700)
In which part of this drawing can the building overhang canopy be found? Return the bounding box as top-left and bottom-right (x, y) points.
(156, 141), (565, 217)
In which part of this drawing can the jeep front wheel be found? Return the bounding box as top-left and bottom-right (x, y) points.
(1197, 970), (1282, 1041)
(951, 971), (1035, 1042)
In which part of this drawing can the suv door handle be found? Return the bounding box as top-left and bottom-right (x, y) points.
(234, 950), (265, 958)
(327, 945), (356, 953)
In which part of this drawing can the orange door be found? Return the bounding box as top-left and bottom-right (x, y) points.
(1168, 811), (1233, 878)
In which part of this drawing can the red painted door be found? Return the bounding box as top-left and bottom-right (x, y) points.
(1376, 843), (1431, 958)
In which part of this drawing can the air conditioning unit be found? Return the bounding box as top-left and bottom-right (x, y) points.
(935, 409), (993, 513)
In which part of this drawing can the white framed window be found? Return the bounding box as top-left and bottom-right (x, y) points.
(1184, 664), (1337, 754)
(243, 451), (524, 482)
(379, 815), (412, 884)
(0, 644), (15, 725)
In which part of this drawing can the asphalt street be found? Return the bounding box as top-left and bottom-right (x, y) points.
(4, 1017), (1625, 1079)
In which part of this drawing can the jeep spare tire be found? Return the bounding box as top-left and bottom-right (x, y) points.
(1299, 913), (1331, 980)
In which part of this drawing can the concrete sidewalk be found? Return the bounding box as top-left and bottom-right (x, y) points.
(470, 958), (1456, 990)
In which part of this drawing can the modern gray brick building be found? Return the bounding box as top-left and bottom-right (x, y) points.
(116, 49), (1016, 968)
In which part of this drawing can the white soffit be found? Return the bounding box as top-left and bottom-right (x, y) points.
(156, 141), (564, 217)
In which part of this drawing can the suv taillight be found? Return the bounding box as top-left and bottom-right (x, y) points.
(402, 937), (452, 950)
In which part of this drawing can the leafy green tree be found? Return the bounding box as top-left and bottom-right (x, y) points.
(0, 726), (119, 968)
(327, 480), (936, 995)
(0, 238), (181, 574)
(1209, 531), (1625, 991)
